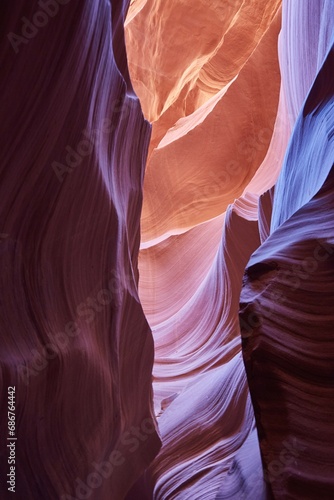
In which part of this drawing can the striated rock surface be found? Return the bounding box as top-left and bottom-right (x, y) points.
(1, 0), (333, 498)
(126, 0), (282, 240)
(240, 15), (334, 500)
(125, 0), (334, 499)
(125, 0), (285, 498)
(0, 1), (160, 499)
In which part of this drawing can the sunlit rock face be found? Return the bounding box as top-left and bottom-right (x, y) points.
(125, 0), (284, 498)
(126, 0), (282, 239)
(125, 0), (334, 499)
(0, 1), (160, 499)
(1, 0), (332, 498)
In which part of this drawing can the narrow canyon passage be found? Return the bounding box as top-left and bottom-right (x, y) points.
(0, 1), (333, 499)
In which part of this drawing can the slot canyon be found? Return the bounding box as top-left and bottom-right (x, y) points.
(0, 1), (333, 499)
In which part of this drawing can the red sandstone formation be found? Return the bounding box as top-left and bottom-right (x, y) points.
(0, 1), (160, 499)
(1, 0), (333, 499)
(126, 0), (334, 499)
(126, 0), (282, 240)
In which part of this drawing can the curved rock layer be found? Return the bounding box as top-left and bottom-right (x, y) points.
(1, 0), (333, 499)
(149, 205), (264, 500)
(125, 2), (284, 498)
(126, 0), (281, 124)
(124, 0), (334, 499)
(240, 25), (334, 500)
(0, 1), (160, 499)
(126, 0), (282, 240)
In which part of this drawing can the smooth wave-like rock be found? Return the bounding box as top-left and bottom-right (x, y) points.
(2, 0), (333, 498)
(240, 39), (334, 500)
(128, 3), (282, 241)
(125, 0), (334, 499)
(0, 1), (160, 499)
(125, 2), (284, 497)
(124, 192), (264, 499)
(125, 0), (281, 124)
(148, 204), (263, 499)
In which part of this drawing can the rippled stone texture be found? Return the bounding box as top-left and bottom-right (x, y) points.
(240, 9), (334, 498)
(125, 0), (334, 499)
(1, 0), (333, 498)
(126, 0), (282, 240)
(125, 1), (285, 498)
(0, 1), (160, 499)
